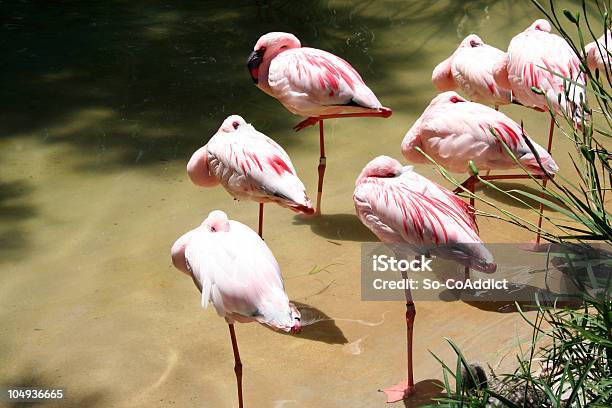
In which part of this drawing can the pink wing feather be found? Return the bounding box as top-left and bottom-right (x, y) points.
(506, 27), (585, 117)
(354, 167), (495, 272)
(205, 125), (313, 213)
(185, 220), (296, 332)
(402, 93), (559, 175)
(268, 48), (383, 116)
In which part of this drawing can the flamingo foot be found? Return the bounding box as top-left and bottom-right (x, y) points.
(293, 117), (319, 132)
(381, 380), (416, 403)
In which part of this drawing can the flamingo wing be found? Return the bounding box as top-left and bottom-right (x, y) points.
(451, 46), (511, 105)
(185, 221), (295, 331)
(410, 101), (558, 174)
(508, 31), (584, 112)
(354, 172), (478, 246)
(269, 48), (382, 111)
(354, 169), (494, 271)
(206, 126), (312, 212)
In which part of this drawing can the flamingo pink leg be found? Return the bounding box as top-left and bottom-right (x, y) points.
(292, 109), (393, 132)
(382, 280), (416, 402)
(316, 120), (326, 215)
(294, 109), (393, 215)
(454, 172), (553, 248)
(465, 178), (476, 280)
(228, 323), (244, 408)
(534, 116), (555, 245)
(258, 203), (264, 238)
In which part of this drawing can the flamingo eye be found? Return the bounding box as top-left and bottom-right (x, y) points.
(232, 121), (240, 129)
(450, 96), (463, 103)
(211, 226), (216, 232)
(470, 40), (479, 47)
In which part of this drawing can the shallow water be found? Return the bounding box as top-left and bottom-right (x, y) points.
(0, 1), (604, 407)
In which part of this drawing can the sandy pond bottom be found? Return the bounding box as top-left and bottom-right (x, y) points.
(0, 105), (580, 407)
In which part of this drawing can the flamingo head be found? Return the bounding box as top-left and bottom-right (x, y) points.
(460, 34), (484, 48)
(357, 155), (403, 184)
(218, 115), (248, 133)
(289, 303), (302, 334)
(247, 32), (301, 84)
(527, 19), (551, 33)
(202, 210), (230, 233)
(430, 91), (467, 107)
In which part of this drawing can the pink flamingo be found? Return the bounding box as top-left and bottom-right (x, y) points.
(171, 210), (301, 408)
(354, 156), (496, 402)
(247, 32), (392, 214)
(492, 19), (586, 153)
(432, 34), (511, 109)
(586, 32), (611, 73)
(402, 92), (559, 176)
(402, 91), (559, 244)
(187, 115), (314, 238)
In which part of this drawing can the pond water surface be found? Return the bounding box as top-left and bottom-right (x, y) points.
(0, 1), (600, 407)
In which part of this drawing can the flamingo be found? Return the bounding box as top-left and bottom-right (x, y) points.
(402, 92), (559, 244)
(432, 34), (511, 109)
(492, 19), (586, 154)
(353, 156), (496, 402)
(585, 31), (611, 73)
(247, 32), (392, 214)
(187, 115), (314, 238)
(171, 210), (301, 408)
(402, 92), (559, 177)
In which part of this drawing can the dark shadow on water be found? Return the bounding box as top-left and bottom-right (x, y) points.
(399, 379), (445, 407)
(438, 284), (582, 313)
(478, 181), (563, 211)
(265, 301), (348, 344)
(0, 0), (534, 172)
(0, 181), (36, 220)
(293, 213), (378, 242)
(0, 180), (35, 262)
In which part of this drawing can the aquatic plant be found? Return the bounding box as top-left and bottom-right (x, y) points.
(426, 0), (612, 406)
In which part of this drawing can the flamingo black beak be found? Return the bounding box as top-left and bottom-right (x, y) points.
(247, 49), (265, 84)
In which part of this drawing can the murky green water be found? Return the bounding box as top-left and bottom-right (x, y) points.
(0, 1), (601, 407)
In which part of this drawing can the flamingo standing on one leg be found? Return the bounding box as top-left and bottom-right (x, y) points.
(492, 19), (586, 152)
(171, 210), (302, 408)
(187, 115), (314, 238)
(247, 32), (392, 214)
(402, 92), (559, 245)
(492, 19), (582, 245)
(402, 92), (559, 176)
(353, 156), (496, 402)
(432, 34), (511, 110)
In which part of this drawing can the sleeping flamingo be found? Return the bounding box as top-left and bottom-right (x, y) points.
(187, 115), (314, 238)
(247, 32), (392, 214)
(586, 31), (611, 73)
(492, 19), (586, 153)
(402, 91), (559, 244)
(402, 92), (559, 176)
(171, 210), (301, 408)
(353, 156), (496, 402)
(432, 34), (511, 109)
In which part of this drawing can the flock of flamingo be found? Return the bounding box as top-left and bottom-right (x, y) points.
(170, 19), (609, 406)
